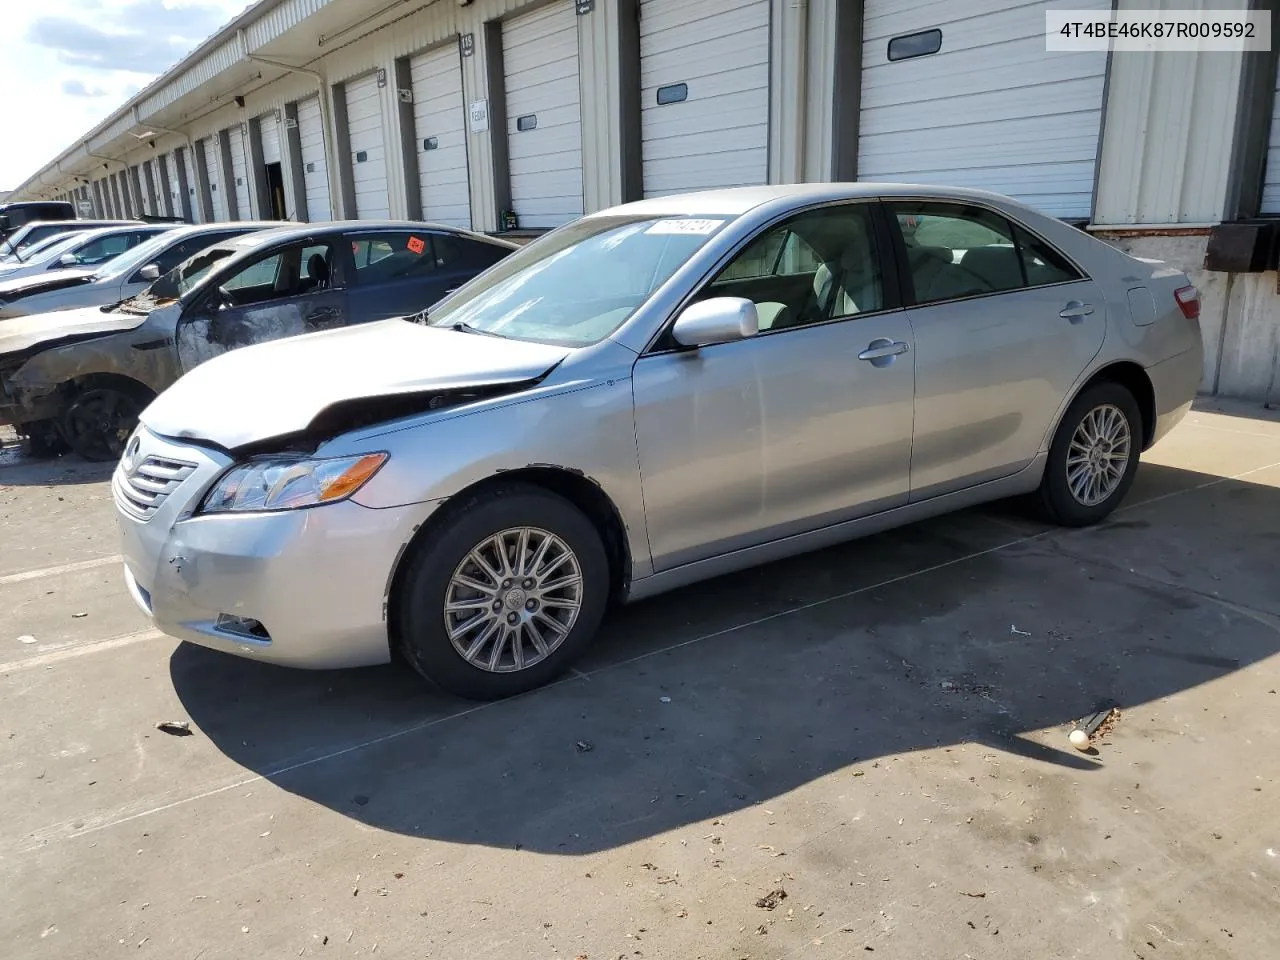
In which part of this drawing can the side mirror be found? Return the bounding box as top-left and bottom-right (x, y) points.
(671, 297), (759, 348)
(138, 263), (161, 281)
(58, 252), (78, 266)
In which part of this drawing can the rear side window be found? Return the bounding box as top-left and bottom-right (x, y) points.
(888, 201), (1082, 305)
(432, 234), (511, 272)
(349, 232), (437, 283)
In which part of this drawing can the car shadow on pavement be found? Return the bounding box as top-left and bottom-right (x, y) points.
(170, 461), (1280, 855)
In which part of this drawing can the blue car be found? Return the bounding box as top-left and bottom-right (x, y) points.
(0, 220), (517, 460)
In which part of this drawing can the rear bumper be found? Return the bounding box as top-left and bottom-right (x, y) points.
(114, 427), (442, 669)
(1147, 345), (1203, 447)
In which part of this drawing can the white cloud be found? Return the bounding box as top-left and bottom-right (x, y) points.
(2, 0), (249, 191)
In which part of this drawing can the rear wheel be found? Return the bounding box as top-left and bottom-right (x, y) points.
(1038, 381), (1142, 526)
(395, 483), (609, 700)
(61, 385), (152, 462)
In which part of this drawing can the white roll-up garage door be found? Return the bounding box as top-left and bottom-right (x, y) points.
(203, 138), (228, 222)
(410, 43), (472, 228)
(228, 125), (253, 219)
(1260, 60), (1280, 213)
(259, 112), (282, 166)
(639, 0), (770, 198)
(344, 73), (390, 219)
(296, 96), (332, 221)
(183, 148), (203, 223)
(503, 2), (584, 229)
(858, 0), (1109, 219)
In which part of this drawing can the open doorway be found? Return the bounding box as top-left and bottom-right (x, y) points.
(265, 162), (286, 219)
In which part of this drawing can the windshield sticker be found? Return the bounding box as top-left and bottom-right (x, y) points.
(407, 236), (426, 255)
(644, 218), (726, 236)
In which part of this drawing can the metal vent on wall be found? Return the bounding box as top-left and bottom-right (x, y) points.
(423, 137), (439, 151)
(516, 114), (537, 132)
(355, 150), (368, 163)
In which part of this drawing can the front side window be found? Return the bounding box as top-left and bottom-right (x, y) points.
(427, 215), (731, 346)
(889, 201), (1082, 305)
(702, 204), (884, 331)
(70, 232), (136, 265)
(215, 242), (336, 306)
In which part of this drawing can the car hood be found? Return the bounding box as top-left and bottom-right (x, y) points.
(0, 304), (145, 359)
(141, 319), (572, 449)
(0, 268), (96, 300)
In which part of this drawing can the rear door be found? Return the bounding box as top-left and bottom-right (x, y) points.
(886, 200), (1105, 500)
(175, 239), (346, 372)
(345, 230), (510, 323)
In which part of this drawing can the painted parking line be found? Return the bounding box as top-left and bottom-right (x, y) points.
(0, 628), (165, 674)
(0, 555), (122, 587)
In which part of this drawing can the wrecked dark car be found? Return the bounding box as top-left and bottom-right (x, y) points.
(0, 221), (516, 460)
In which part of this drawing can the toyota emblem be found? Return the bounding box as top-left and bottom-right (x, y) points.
(121, 436), (141, 474)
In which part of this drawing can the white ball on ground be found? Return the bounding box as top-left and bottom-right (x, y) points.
(1068, 729), (1090, 750)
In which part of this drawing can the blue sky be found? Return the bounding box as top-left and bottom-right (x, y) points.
(2, 0), (250, 191)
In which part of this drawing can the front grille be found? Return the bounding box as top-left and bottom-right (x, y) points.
(114, 455), (198, 520)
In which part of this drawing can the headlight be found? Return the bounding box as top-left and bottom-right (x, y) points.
(200, 453), (388, 513)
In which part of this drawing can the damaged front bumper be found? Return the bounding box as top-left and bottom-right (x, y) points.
(0, 363), (59, 428)
(114, 426), (444, 669)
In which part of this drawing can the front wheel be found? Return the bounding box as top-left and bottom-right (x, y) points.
(1038, 381), (1142, 526)
(395, 483), (610, 700)
(61, 386), (151, 462)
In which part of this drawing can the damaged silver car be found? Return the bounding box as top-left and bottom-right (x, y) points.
(2, 221), (515, 460)
(113, 184), (1204, 701)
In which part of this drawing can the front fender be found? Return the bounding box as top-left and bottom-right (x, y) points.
(343, 377), (652, 579)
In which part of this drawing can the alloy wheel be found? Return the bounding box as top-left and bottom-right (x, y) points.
(1065, 403), (1131, 507)
(443, 526), (584, 673)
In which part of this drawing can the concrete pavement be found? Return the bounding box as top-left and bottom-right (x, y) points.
(2, 400), (1278, 959)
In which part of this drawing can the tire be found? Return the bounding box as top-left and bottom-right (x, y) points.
(395, 483), (610, 700)
(1038, 381), (1142, 526)
(20, 420), (69, 459)
(61, 385), (151, 462)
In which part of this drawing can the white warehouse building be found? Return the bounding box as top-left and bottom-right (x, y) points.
(11, 0), (1280, 401)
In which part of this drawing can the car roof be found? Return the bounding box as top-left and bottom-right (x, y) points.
(592, 182), (1042, 219)
(223, 219), (517, 248)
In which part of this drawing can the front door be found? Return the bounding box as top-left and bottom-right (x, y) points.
(632, 202), (916, 572)
(176, 239), (346, 373)
(886, 201), (1106, 500)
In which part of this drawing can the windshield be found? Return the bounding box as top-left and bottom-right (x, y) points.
(426, 215), (731, 346)
(141, 246), (237, 304)
(90, 230), (173, 280)
(11, 231), (81, 264)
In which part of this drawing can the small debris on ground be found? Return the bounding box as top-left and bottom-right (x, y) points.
(155, 720), (192, 736)
(960, 891), (987, 898)
(659, 696), (671, 703)
(1010, 625), (1032, 637)
(575, 740), (593, 753)
(1069, 705), (1120, 749)
(18, 635), (37, 645)
(756, 888), (788, 910)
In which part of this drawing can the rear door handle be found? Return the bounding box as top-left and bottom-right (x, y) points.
(1060, 300), (1094, 320)
(858, 339), (910, 361)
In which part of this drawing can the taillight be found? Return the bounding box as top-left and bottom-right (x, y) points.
(1174, 285), (1200, 320)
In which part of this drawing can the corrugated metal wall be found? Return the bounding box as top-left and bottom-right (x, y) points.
(1093, 0), (1250, 225)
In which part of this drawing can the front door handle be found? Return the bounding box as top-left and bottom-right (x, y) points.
(858, 339), (910, 362)
(1060, 300), (1094, 321)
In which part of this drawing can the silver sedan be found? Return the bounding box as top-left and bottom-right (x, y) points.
(113, 184), (1204, 699)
